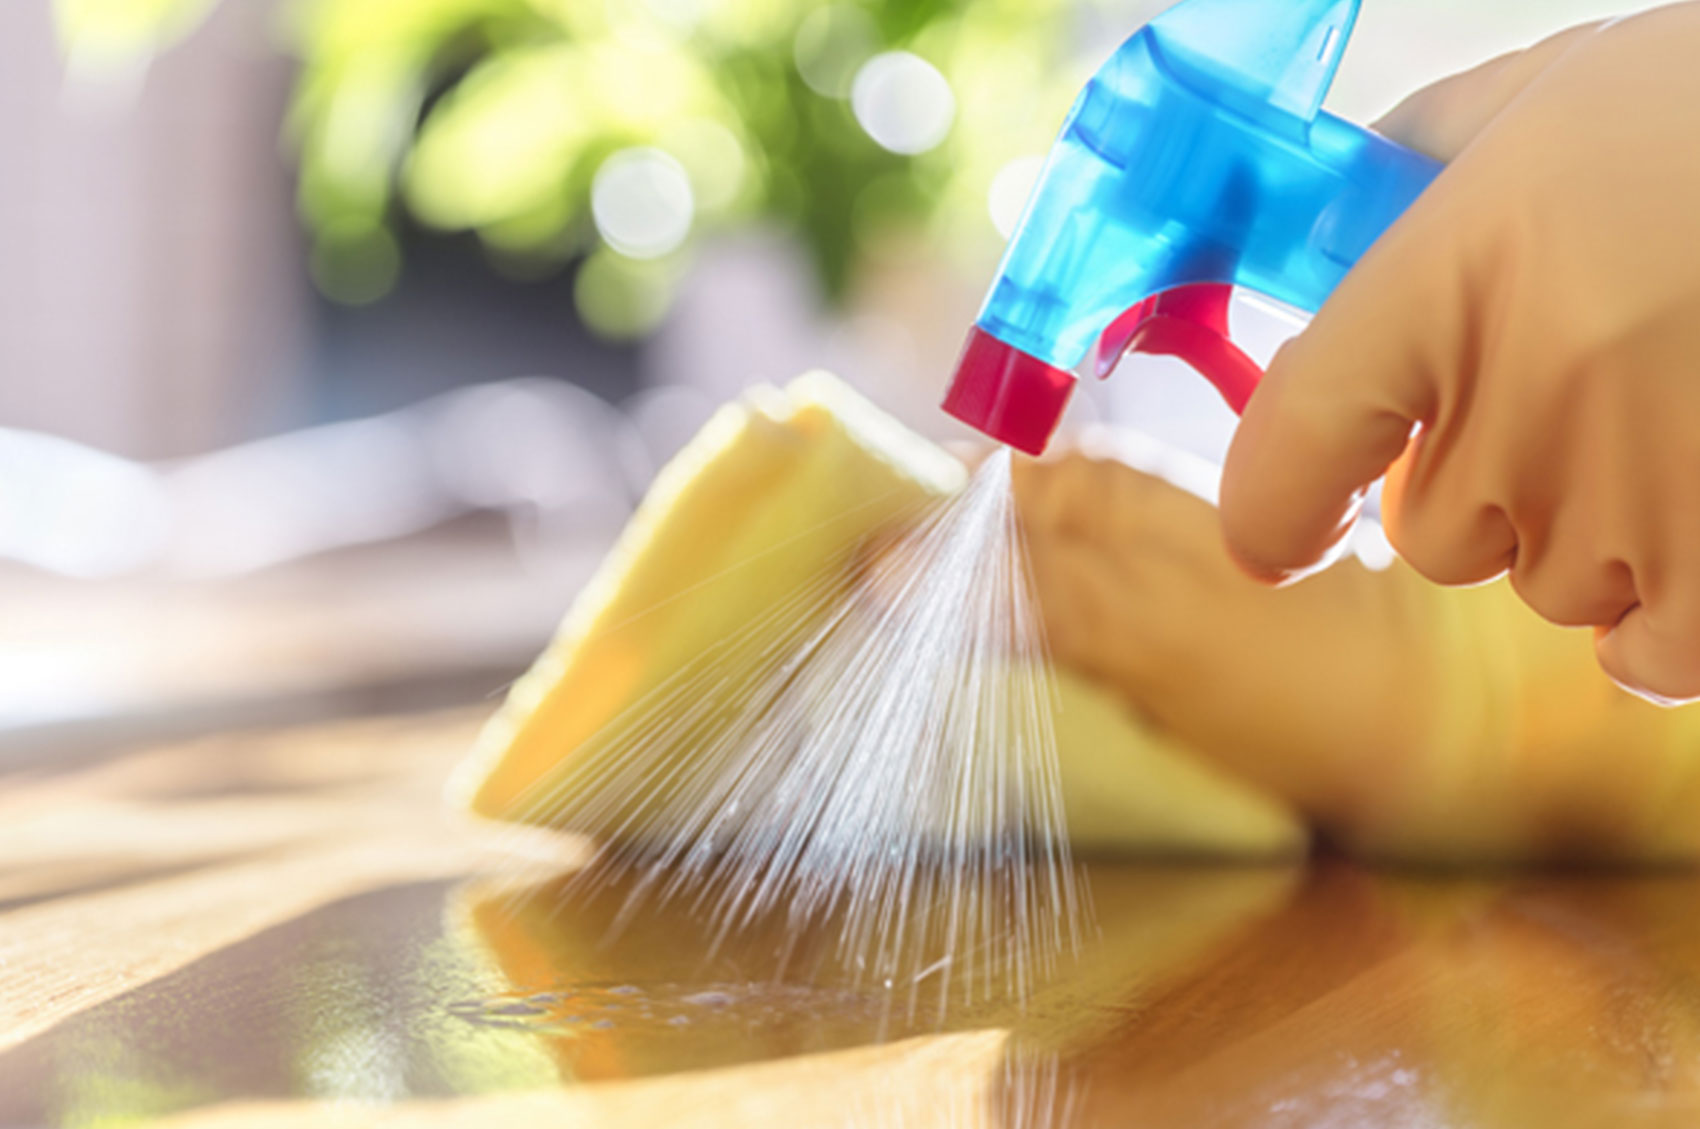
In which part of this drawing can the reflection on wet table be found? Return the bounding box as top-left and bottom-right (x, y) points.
(7, 708), (1700, 1127)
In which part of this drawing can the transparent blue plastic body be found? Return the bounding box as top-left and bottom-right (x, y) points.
(977, 0), (1443, 371)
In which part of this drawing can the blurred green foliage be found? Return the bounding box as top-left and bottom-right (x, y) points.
(56, 0), (1097, 337)
(54, 0), (221, 68)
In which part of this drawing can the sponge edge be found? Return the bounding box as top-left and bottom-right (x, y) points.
(450, 372), (1305, 859)
(448, 372), (963, 823)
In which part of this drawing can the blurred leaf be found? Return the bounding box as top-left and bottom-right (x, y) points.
(283, 0), (535, 60)
(404, 45), (591, 232)
(294, 53), (424, 229)
(279, 0), (1098, 336)
(54, 0), (221, 69)
(51, 0), (1106, 338)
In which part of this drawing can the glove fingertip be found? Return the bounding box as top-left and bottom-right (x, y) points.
(1595, 612), (1700, 706)
(1219, 385), (1374, 586)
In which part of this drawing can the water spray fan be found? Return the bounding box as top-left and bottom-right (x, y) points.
(943, 0), (1441, 455)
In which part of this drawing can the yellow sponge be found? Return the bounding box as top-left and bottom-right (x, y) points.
(450, 373), (1303, 858)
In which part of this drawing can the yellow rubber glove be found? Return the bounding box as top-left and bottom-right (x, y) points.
(1218, 5), (1700, 703)
(1020, 440), (1700, 863)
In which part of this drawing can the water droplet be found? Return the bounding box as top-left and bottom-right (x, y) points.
(488, 1001), (546, 1017)
(681, 990), (735, 1008)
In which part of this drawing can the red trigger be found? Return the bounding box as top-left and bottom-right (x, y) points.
(1093, 283), (1262, 416)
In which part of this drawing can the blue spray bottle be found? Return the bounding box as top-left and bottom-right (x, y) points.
(942, 0), (1442, 455)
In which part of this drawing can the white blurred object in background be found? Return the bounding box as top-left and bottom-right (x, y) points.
(0, 378), (666, 581)
(0, 429), (171, 578)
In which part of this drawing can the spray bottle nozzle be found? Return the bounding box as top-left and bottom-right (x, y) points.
(941, 329), (1075, 457)
(943, 0), (1442, 455)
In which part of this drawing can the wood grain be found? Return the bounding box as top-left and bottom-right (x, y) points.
(0, 710), (531, 1052)
(7, 709), (1700, 1127)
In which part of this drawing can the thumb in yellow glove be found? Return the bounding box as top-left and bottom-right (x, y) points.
(1218, 4), (1700, 703)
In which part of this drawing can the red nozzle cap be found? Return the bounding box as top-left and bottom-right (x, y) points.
(941, 327), (1075, 457)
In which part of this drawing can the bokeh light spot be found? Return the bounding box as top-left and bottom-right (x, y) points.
(850, 51), (955, 156)
(793, 5), (877, 98)
(310, 220), (401, 306)
(575, 248), (676, 339)
(659, 117), (746, 213)
(591, 147), (696, 259)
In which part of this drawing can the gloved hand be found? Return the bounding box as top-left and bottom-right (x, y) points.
(1018, 443), (1700, 863)
(1217, 4), (1700, 703)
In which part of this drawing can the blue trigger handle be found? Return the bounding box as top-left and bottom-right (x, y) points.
(977, 0), (1443, 373)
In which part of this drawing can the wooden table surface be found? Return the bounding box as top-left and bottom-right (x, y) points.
(7, 706), (1700, 1128)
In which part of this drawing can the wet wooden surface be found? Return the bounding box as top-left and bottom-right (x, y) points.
(7, 708), (1700, 1127)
